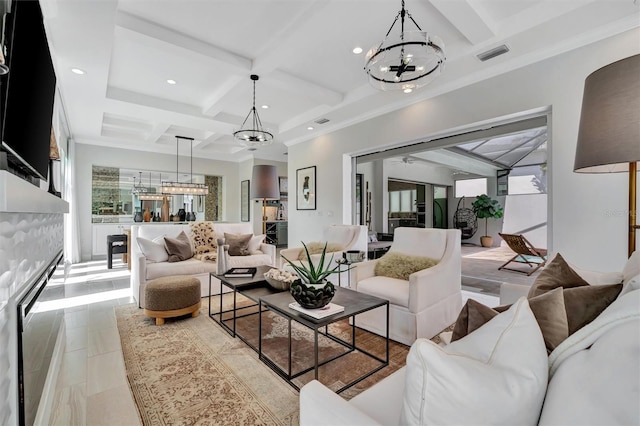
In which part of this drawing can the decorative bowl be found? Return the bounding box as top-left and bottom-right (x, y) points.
(263, 269), (298, 291)
(265, 276), (292, 291)
(290, 280), (335, 309)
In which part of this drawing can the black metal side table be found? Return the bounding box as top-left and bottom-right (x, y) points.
(335, 258), (362, 288)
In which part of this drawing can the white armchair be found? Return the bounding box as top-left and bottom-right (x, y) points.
(279, 225), (368, 284)
(352, 228), (462, 346)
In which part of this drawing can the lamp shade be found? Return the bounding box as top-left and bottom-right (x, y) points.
(574, 54), (640, 173)
(250, 165), (280, 200)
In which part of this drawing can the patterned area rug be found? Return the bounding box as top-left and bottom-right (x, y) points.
(116, 298), (440, 425)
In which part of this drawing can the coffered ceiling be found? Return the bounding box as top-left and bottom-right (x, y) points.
(41, 0), (640, 162)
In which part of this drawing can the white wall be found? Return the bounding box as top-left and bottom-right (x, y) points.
(76, 143), (241, 260)
(287, 28), (640, 271)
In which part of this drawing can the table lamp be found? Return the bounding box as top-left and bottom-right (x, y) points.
(574, 54), (640, 257)
(250, 165), (280, 235)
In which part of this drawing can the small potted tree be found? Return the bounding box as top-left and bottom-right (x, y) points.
(471, 194), (504, 247)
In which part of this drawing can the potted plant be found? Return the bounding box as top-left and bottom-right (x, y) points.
(471, 194), (504, 247)
(281, 242), (341, 308)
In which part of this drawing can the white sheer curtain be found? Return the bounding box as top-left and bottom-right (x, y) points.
(63, 137), (80, 264)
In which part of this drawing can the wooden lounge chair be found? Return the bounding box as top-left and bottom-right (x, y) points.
(498, 233), (548, 275)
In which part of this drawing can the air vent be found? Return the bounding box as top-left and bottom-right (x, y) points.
(314, 118), (330, 125)
(477, 44), (510, 62)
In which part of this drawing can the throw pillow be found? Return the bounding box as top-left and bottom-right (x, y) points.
(136, 236), (169, 262)
(164, 231), (193, 262)
(224, 232), (252, 256)
(374, 252), (438, 281)
(189, 221), (217, 260)
(622, 250), (640, 284)
(297, 242), (344, 261)
(248, 234), (266, 254)
(529, 252), (622, 335)
(528, 253), (589, 298)
(400, 298), (548, 425)
(451, 287), (569, 352)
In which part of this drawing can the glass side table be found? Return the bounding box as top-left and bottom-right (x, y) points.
(335, 258), (362, 288)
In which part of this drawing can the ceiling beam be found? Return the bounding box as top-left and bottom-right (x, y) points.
(430, 0), (495, 44)
(115, 11), (252, 72)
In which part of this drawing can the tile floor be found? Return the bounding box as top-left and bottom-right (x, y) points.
(46, 248), (511, 424)
(48, 259), (141, 426)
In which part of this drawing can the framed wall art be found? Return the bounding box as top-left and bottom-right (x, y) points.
(241, 180), (250, 221)
(296, 166), (316, 210)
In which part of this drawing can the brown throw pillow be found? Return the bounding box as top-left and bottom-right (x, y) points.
(164, 231), (193, 262)
(451, 287), (569, 353)
(297, 242), (344, 261)
(528, 253), (589, 298)
(374, 252), (438, 281)
(529, 252), (622, 335)
(224, 233), (252, 256)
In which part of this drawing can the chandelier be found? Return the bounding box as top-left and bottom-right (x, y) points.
(131, 171), (149, 195)
(233, 74), (273, 146)
(365, 0), (446, 93)
(139, 172), (165, 201)
(161, 136), (209, 195)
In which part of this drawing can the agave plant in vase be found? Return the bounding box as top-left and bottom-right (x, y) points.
(281, 242), (341, 309)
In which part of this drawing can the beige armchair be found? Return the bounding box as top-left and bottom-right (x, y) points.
(279, 225), (368, 285)
(352, 228), (462, 346)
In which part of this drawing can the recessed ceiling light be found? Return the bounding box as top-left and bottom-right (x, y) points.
(307, 126), (314, 130)
(71, 68), (85, 75)
(352, 47), (363, 54)
(403, 88), (413, 94)
(261, 105), (269, 109)
(166, 79), (177, 85)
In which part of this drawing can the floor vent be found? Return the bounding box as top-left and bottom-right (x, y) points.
(477, 44), (510, 62)
(314, 118), (330, 125)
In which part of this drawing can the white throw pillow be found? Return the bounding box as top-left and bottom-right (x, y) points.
(248, 234), (266, 254)
(136, 236), (169, 262)
(400, 297), (548, 426)
(623, 250), (640, 284)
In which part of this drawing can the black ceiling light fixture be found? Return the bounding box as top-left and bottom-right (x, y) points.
(365, 0), (446, 93)
(233, 74), (273, 147)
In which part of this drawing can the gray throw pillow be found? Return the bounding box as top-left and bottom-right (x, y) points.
(224, 232), (252, 256)
(164, 231), (193, 262)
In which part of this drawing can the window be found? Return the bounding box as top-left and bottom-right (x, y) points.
(389, 189), (416, 213)
(455, 178), (487, 198)
(507, 165), (547, 195)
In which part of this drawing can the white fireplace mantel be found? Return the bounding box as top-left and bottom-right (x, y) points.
(0, 170), (69, 214)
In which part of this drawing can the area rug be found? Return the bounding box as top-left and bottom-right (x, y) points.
(116, 299), (436, 425)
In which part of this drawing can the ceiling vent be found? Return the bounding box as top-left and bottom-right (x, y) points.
(314, 118), (330, 125)
(477, 45), (510, 62)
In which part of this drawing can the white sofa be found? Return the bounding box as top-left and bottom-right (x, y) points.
(130, 222), (276, 308)
(300, 254), (640, 425)
(351, 228), (462, 346)
(279, 224), (368, 285)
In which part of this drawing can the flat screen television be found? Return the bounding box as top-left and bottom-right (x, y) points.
(0, 0), (57, 182)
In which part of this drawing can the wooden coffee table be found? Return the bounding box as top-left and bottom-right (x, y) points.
(258, 287), (389, 393)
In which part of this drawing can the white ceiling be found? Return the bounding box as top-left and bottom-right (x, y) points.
(41, 0), (640, 163)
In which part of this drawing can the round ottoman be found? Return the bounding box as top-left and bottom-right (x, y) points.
(144, 275), (201, 325)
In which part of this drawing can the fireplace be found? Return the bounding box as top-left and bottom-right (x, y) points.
(16, 251), (63, 426)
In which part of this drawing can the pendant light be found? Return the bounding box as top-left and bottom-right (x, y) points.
(233, 74), (273, 146)
(161, 136), (209, 195)
(139, 172), (165, 201)
(365, 0), (445, 93)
